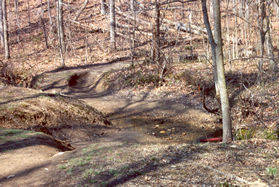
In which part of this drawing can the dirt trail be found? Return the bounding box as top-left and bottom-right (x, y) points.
(0, 60), (223, 186)
(32, 59), (220, 144)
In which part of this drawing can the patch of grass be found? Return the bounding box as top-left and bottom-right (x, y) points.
(93, 170), (101, 175)
(0, 128), (28, 137)
(66, 167), (73, 175)
(58, 164), (67, 170)
(70, 157), (91, 167)
(0, 128), (42, 143)
(266, 167), (278, 178)
(82, 168), (94, 179)
(108, 169), (120, 176)
(264, 130), (278, 140)
(58, 156), (92, 176)
(235, 128), (255, 140)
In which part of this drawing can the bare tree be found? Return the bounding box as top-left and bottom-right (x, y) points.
(202, 0), (232, 143)
(14, 0), (20, 43)
(74, 0), (89, 21)
(38, 2), (49, 49)
(258, 0), (267, 84)
(2, 0), (9, 59)
(0, 0), (3, 46)
(109, 0), (116, 49)
(57, 0), (65, 66)
(47, 0), (53, 25)
(152, 0), (160, 65)
(27, 0), (31, 25)
(100, 0), (107, 15)
(201, 0), (218, 94)
(266, 2), (278, 79)
(129, 0), (136, 66)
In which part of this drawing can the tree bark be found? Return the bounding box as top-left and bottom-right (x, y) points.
(27, 0), (31, 25)
(129, 0), (136, 66)
(0, 0), (3, 46)
(201, 0), (219, 95)
(152, 0), (160, 65)
(213, 0), (232, 143)
(14, 0), (20, 43)
(100, 0), (107, 15)
(2, 0), (10, 59)
(202, 0), (232, 143)
(38, 8), (49, 49)
(109, 0), (116, 49)
(47, 0), (53, 25)
(258, 0), (266, 84)
(57, 0), (65, 66)
(266, 3), (278, 79)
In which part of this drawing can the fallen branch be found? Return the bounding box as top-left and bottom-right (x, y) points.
(69, 20), (104, 32)
(116, 7), (206, 36)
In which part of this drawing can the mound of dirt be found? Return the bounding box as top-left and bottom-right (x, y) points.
(0, 86), (112, 143)
(0, 128), (74, 152)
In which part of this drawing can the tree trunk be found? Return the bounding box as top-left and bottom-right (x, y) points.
(152, 0), (160, 65)
(258, 0), (266, 84)
(100, 0), (107, 15)
(201, 0), (219, 96)
(213, 0), (232, 143)
(129, 0), (136, 66)
(266, 3), (278, 79)
(57, 0), (65, 66)
(74, 0), (89, 21)
(27, 0), (31, 25)
(14, 0), (20, 43)
(0, 0), (3, 46)
(47, 0), (53, 25)
(2, 0), (10, 59)
(109, 0), (116, 49)
(202, 0), (232, 143)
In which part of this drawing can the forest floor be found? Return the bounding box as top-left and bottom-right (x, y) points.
(0, 59), (279, 187)
(0, 0), (279, 186)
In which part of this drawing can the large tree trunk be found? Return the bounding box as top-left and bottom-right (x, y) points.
(109, 0), (116, 49)
(213, 0), (232, 143)
(57, 0), (65, 66)
(202, 0), (232, 143)
(201, 0), (219, 95)
(2, 0), (10, 59)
